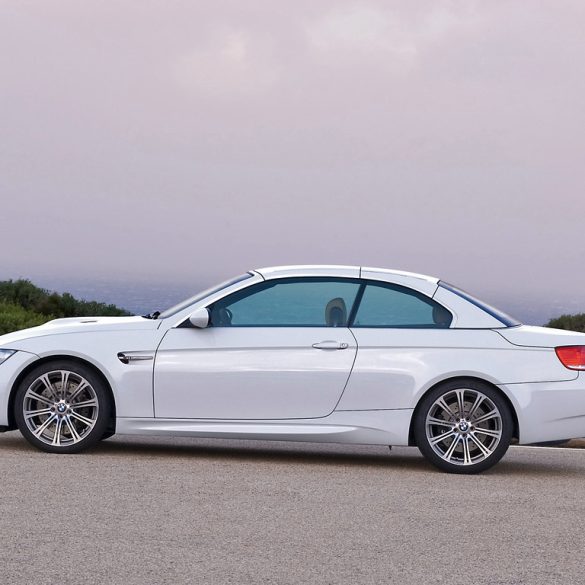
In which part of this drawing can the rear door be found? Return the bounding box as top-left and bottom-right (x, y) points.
(340, 280), (455, 410)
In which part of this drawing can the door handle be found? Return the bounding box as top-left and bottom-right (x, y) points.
(312, 341), (349, 350)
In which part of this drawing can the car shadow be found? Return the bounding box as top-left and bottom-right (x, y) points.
(96, 437), (433, 471)
(96, 440), (585, 477)
(1, 432), (583, 477)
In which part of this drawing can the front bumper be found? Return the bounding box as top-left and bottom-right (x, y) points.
(0, 350), (40, 428)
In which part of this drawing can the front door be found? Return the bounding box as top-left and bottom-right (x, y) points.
(154, 277), (361, 420)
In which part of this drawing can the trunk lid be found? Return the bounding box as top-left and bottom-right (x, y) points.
(497, 325), (585, 348)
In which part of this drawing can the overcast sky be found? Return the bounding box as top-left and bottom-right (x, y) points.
(1, 1), (584, 320)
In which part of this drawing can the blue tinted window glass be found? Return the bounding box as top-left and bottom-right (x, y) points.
(159, 273), (253, 319)
(211, 278), (360, 327)
(352, 282), (452, 328)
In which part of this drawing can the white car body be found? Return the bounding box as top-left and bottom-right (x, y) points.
(1, 265), (584, 453)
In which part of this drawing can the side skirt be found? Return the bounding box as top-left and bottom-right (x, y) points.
(115, 409), (414, 446)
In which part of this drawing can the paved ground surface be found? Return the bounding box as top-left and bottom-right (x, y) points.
(1, 433), (584, 585)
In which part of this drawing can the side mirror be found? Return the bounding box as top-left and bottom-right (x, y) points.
(188, 307), (210, 328)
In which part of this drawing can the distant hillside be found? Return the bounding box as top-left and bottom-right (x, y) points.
(545, 314), (585, 333)
(0, 279), (131, 335)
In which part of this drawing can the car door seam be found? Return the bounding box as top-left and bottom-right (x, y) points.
(331, 327), (360, 413)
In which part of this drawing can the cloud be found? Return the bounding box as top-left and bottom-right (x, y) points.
(172, 29), (280, 97)
(304, 2), (480, 69)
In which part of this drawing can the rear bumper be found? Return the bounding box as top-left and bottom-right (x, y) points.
(499, 373), (585, 444)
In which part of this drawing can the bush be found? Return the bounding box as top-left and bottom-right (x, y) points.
(546, 314), (585, 333)
(0, 279), (131, 335)
(0, 279), (46, 312)
(0, 279), (131, 319)
(0, 301), (51, 336)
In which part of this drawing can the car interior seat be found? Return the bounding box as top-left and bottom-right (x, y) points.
(211, 306), (233, 326)
(325, 298), (347, 327)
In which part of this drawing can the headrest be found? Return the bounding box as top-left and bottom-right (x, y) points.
(325, 297), (347, 327)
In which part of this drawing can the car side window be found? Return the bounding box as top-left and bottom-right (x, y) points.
(209, 278), (361, 327)
(352, 282), (452, 329)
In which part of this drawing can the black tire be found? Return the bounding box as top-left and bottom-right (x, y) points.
(414, 380), (513, 474)
(14, 360), (111, 454)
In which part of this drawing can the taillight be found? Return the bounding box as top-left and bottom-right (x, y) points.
(555, 346), (585, 370)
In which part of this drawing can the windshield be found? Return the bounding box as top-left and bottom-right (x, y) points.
(438, 281), (521, 327)
(158, 272), (254, 319)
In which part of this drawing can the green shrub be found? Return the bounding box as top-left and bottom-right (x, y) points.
(546, 314), (585, 333)
(0, 279), (131, 319)
(0, 279), (46, 312)
(0, 301), (51, 336)
(0, 279), (131, 335)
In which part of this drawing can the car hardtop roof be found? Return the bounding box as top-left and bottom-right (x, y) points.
(254, 265), (439, 284)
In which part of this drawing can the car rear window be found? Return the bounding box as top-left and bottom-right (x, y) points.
(438, 282), (521, 327)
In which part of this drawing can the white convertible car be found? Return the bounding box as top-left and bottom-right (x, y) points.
(0, 265), (584, 473)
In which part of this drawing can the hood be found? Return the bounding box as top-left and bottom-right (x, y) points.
(0, 316), (158, 347)
(497, 325), (585, 348)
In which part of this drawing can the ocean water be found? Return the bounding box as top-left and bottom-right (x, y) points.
(34, 277), (200, 317)
(31, 276), (581, 326)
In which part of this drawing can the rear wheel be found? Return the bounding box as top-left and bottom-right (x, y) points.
(414, 380), (513, 474)
(14, 361), (111, 453)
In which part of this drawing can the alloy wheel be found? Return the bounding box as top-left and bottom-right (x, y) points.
(22, 369), (99, 447)
(425, 388), (503, 466)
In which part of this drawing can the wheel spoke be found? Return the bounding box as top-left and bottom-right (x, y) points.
(60, 371), (71, 400)
(455, 389), (466, 417)
(65, 417), (82, 442)
(68, 381), (89, 403)
(69, 410), (95, 428)
(436, 398), (457, 421)
(32, 413), (57, 438)
(25, 390), (54, 407)
(443, 434), (462, 461)
(472, 410), (500, 425)
(468, 393), (485, 420)
(24, 407), (53, 420)
(52, 418), (63, 446)
(427, 416), (454, 428)
(462, 436), (472, 465)
(430, 429), (457, 446)
(69, 398), (98, 410)
(473, 427), (502, 439)
(469, 432), (493, 457)
(38, 374), (58, 401)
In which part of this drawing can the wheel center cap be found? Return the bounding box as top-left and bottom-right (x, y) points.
(458, 420), (470, 433)
(56, 402), (68, 414)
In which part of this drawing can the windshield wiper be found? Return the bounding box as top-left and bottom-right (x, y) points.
(142, 310), (160, 320)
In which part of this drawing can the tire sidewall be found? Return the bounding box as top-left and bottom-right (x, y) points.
(414, 380), (513, 474)
(15, 360), (111, 454)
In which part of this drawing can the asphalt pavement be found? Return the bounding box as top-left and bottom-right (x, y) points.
(0, 433), (584, 585)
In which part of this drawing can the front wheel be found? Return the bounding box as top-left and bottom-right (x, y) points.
(14, 361), (111, 453)
(414, 381), (513, 474)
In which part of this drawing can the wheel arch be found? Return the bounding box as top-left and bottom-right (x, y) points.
(407, 375), (519, 446)
(7, 355), (117, 433)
